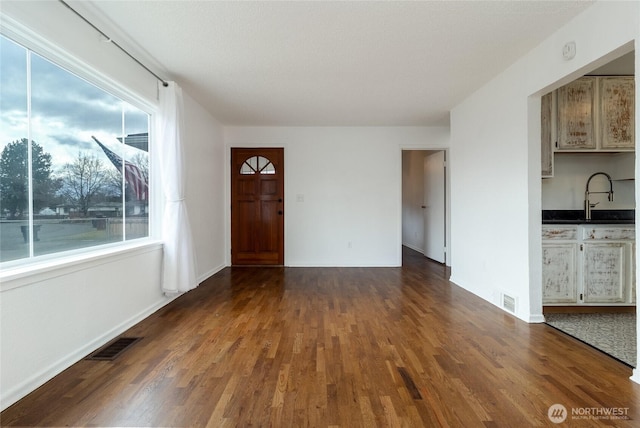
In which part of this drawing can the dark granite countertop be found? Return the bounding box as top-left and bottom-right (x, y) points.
(542, 209), (635, 225)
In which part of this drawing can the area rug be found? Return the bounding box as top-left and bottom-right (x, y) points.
(545, 313), (636, 368)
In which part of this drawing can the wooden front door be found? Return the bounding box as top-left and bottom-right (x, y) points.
(231, 148), (284, 265)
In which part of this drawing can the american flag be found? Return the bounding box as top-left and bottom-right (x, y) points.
(92, 136), (148, 201)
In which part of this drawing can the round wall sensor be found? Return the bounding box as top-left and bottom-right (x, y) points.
(562, 41), (576, 60)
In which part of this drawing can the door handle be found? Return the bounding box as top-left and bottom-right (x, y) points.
(278, 210), (283, 215)
(278, 198), (283, 203)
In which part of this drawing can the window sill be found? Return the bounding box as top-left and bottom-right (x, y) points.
(0, 240), (163, 292)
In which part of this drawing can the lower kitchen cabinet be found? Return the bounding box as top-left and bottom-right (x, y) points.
(542, 243), (578, 303)
(633, 243), (637, 303)
(582, 242), (627, 303)
(542, 225), (635, 305)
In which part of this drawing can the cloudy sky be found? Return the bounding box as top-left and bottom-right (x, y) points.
(0, 34), (149, 173)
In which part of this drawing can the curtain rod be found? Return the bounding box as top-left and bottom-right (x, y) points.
(58, 0), (169, 87)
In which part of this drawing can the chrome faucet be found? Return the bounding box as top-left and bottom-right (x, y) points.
(584, 172), (614, 221)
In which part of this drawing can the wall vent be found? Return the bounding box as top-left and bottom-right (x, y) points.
(86, 337), (141, 361)
(501, 293), (517, 313)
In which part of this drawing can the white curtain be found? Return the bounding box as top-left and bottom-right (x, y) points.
(156, 81), (197, 294)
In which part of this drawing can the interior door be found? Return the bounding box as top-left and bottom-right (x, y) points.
(423, 151), (446, 263)
(231, 148), (284, 265)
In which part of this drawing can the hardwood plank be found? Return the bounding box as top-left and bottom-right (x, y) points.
(2, 247), (638, 427)
(396, 367), (422, 400)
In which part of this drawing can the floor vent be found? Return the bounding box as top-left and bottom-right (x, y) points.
(501, 293), (517, 313)
(86, 337), (141, 361)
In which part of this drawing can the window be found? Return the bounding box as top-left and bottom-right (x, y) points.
(240, 156), (276, 175)
(0, 34), (151, 265)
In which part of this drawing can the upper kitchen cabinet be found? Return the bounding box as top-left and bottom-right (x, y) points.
(557, 77), (596, 150)
(555, 76), (635, 152)
(541, 92), (554, 177)
(600, 77), (635, 150)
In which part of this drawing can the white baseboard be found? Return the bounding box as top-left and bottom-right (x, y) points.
(285, 262), (401, 267)
(528, 314), (546, 323)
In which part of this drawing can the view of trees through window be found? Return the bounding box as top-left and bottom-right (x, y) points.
(0, 34), (150, 264)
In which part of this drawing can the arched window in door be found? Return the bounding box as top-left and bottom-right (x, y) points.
(240, 156), (276, 175)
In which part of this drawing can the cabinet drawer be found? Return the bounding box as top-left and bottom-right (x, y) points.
(582, 227), (635, 240)
(542, 226), (578, 240)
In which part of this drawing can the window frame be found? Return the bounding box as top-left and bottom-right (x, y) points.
(0, 16), (162, 282)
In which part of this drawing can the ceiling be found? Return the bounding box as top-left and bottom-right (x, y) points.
(81, 1), (595, 127)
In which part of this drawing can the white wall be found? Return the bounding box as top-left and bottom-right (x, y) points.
(449, 0), (639, 380)
(542, 153), (635, 210)
(0, 247), (165, 410)
(183, 94), (227, 281)
(224, 127), (449, 266)
(0, 2), (227, 410)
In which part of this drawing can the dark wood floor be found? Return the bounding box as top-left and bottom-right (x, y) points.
(2, 247), (638, 427)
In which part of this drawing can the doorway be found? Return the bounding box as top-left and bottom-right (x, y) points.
(537, 49), (636, 366)
(401, 150), (447, 264)
(230, 148), (284, 265)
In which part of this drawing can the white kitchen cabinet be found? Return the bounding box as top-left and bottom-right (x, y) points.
(633, 243), (637, 304)
(557, 77), (595, 150)
(582, 242), (627, 303)
(541, 76), (635, 176)
(600, 77), (635, 150)
(541, 92), (554, 177)
(542, 226), (579, 304)
(542, 243), (578, 303)
(552, 76), (635, 153)
(542, 224), (635, 305)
